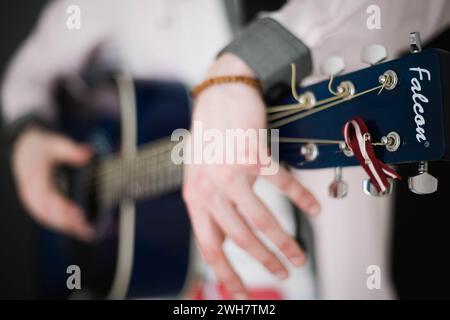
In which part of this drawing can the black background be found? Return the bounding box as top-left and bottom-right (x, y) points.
(0, 0), (48, 299)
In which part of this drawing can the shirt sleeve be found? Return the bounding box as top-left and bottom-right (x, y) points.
(269, 0), (450, 84)
(1, 0), (113, 127)
(221, 0), (450, 95)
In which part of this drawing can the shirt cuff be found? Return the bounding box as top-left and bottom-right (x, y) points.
(220, 17), (312, 101)
(3, 113), (53, 146)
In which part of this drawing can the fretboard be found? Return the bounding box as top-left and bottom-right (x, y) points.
(92, 138), (183, 209)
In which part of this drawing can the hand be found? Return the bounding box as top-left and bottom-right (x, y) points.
(183, 53), (321, 299)
(12, 127), (94, 241)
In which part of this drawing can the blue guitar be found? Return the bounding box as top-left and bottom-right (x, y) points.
(41, 76), (194, 299)
(41, 32), (450, 299)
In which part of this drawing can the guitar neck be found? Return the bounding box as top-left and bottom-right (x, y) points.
(93, 138), (182, 209)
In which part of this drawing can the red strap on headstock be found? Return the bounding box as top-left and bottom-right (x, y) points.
(343, 117), (401, 193)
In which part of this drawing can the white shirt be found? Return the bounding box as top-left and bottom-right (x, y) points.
(1, 0), (232, 122)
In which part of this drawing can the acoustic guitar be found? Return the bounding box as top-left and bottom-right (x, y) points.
(39, 32), (450, 299)
(41, 75), (193, 299)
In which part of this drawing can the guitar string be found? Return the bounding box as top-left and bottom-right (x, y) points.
(95, 162), (183, 206)
(267, 93), (343, 115)
(269, 83), (385, 129)
(78, 73), (384, 192)
(87, 128), (387, 198)
(267, 64), (346, 115)
(62, 136), (181, 208)
(84, 152), (182, 205)
(98, 171), (182, 205)
(68, 72), (389, 201)
(277, 137), (343, 145)
(268, 62), (389, 130)
(69, 143), (179, 196)
(84, 144), (178, 185)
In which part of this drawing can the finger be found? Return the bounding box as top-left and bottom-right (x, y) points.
(264, 165), (320, 216)
(49, 135), (92, 166)
(188, 206), (248, 299)
(210, 194), (289, 279)
(229, 179), (306, 267)
(26, 178), (95, 241)
(44, 190), (95, 241)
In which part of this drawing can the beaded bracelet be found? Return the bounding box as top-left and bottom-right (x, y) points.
(192, 76), (262, 97)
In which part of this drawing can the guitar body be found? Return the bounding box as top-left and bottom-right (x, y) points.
(38, 81), (193, 299)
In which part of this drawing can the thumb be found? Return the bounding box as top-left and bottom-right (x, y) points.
(49, 135), (93, 166)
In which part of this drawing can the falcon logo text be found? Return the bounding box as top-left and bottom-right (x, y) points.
(410, 67), (431, 144)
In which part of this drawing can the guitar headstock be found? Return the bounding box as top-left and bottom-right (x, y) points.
(272, 32), (450, 197)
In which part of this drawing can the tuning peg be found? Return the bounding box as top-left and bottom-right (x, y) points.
(408, 161), (438, 195)
(320, 56), (345, 77)
(329, 167), (348, 198)
(361, 44), (388, 65)
(363, 179), (393, 197)
(409, 32), (422, 53)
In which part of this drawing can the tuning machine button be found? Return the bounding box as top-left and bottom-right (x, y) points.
(408, 161), (438, 195)
(363, 179), (393, 197)
(329, 167), (348, 198)
(321, 56), (348, 97)
(410, 32), (422, 53)
(361, 44), (388, 65)
(320, 56), (345, 77)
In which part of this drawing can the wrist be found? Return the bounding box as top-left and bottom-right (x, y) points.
(207, 53), (257, 78)
(193, 54), (260, 98)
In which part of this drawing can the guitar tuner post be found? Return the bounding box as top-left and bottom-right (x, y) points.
(339, 131), (400, 156)
(329, 166), (348, 199)
(298, 91), (316, 109)
(300, 143), (319, 162)
(382, 131), (401, 152)
(369, 132), (401, 152)
(337, 81), (355, 99)
(378, 70), (398, 91)
(339, 142), (354, 157)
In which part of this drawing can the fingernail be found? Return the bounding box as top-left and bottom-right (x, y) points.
(308, 204), (321, 216)
(291, 256), (305, 267)
(275, 270), (289, 280)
